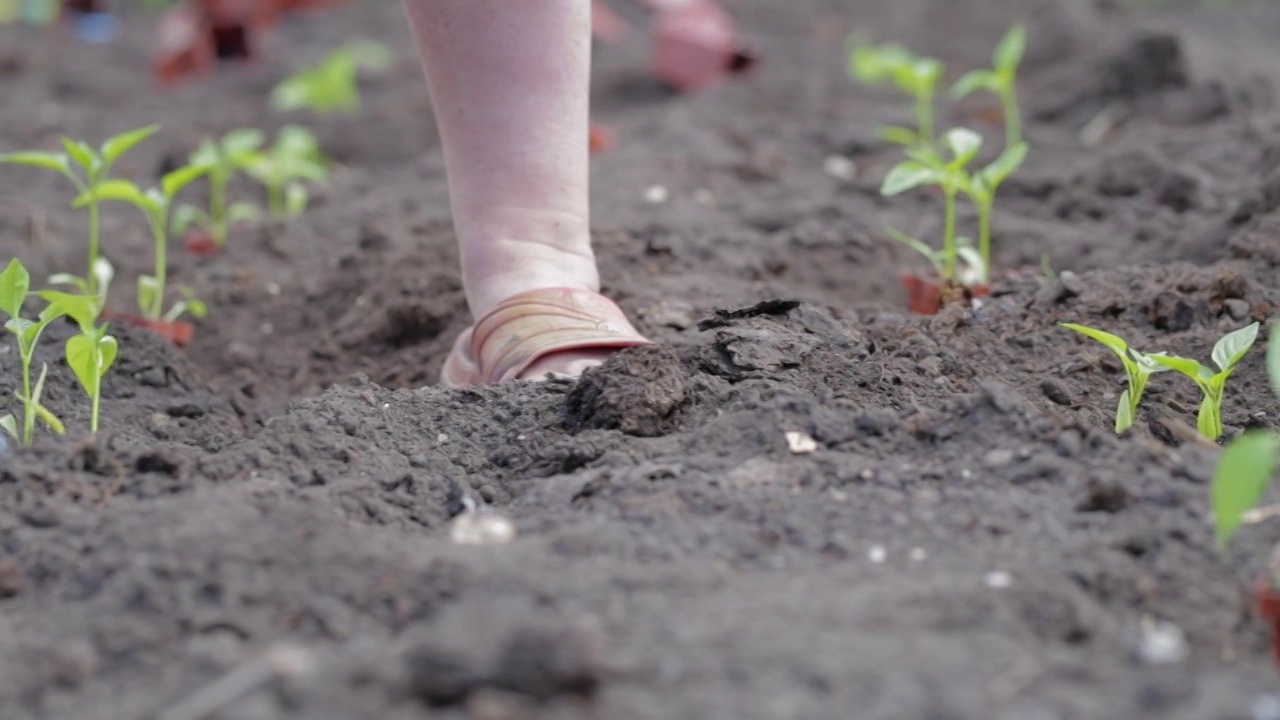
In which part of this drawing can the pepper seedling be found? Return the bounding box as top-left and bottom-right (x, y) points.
(242, 126), (328, 219)
(1151, 322), (1261, 441)
(1212, 327), (1280, 549)
(0, 259), (67, 446)
(950, 24), (1027, 150)
(964, 142), (1027, 279)
(880, 128), (983, 281)
(173, 129), (264, 248)
(36, 291), (117, 435)
(1059, 323), (1171, 433)
(270, 40), (391, 116)
(849, 39), (944, 149)
(885, 227), (987, 288)
(75, 163), (210, 321)
(0, 125), (158, 296)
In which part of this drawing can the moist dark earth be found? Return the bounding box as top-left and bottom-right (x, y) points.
(4, 0), (1280, 718)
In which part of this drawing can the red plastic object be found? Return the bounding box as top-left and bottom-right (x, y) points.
(651, 0), (753, 93)
(105, 313), (196, 347)
(589, 121), (615, 154)
(900, 272), (990, 316)
(1256, 575), (1280, 666)
(183, 230), (222, 258)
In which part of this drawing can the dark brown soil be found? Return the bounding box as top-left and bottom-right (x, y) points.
(4, 1), (1280, 718)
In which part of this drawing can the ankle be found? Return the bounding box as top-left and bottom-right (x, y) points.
(457, 207), (601, 316)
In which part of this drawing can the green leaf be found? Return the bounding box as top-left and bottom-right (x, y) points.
(137, 275), (159, 317)
(98, 334), (118, 377)
(6, 317), (34, 340)
(31, 401), (64, 436)
(876, 125), (920, 148)
(180, 286), (206, 319)
(161, 163), (211, 201)
(1198, 393), (1223, 441)
(1150, 354), (1214, 382)
(77, 179), (149, 210)
(949, 69), (997, 99)
(0, 258), (30, 320)
(906, 58), (944, 92)
(943, 128), (983, 166)
(0, 151), (72, 176)
(172, 204), (207, 236)
(277, 126), (321, 158)
(227, 202), (261, 225)
(979, 143), (1028, 189)
(0, 415), (16, 441)
(880, 162), (939, 196)
(189, 139), (219, 169)
(346, 39), (391, 70)
(222, 129), (265, 156)
(1115, 389), (1134, 433)
(885, 226), (942, 274)
(1211, 321), (1260, 373)
(65, 334), (97, 395)
(1133, 350), (1173, 375)
(994, 24), (1027, 72)
(47, 273), (89, 292)
(60, 138), (99, 174)
(1060, 323), (1129, 361)
(100, 124), (159, 166)
(1213, 431), (1280, 549)
(36, 290), (97, 331)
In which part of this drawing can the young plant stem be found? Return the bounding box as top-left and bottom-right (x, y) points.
(977, 196), (993, 277)
(87, 200), (101, 294)
(1002, 88), (1022, 150)
(211, 174), (228, 245)
(90, 376), (101, 433)
(20, 354), (33, 445)
(149, 216), (167, 320)
(268, 184), (284, 219)
(942, 187), (957, 280)
(917, 91), (935, 148)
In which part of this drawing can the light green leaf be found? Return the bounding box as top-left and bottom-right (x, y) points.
(277, 126), (321, 158)
(189, 139), (219, 169)
(36, 290), (97, 331)
(1198, 395), (1222, 440)
(1115, 389), (1134, 433)
(885, 225), (942, 274)
(60, 138), (99, 174)
(943, 128), (983, 166)
(1150, 354), (1213, 382)
(1060, 323), (1129, 361)
(65, 334), (97, 395)
(994, 24), (1027, 72)
(227, 202), (261, 225)
(172, 204), (207, 236)
(222, 129), (265, 156)
(31, 401), (64, 436)
(76, 179), (148, 209)
(949, 69), (997, 99)
(100, 124), (159, 166)
(137, 275), (159, 317)
(0, 415), (16, 441)
(285, 182), (309, 218)
(1213, 431), (1280, 549)
(0, 258), (30, 320)
(7, 316), (34, 339)
(47, 273), (89, 292)
(347, 39), (391, 70)
(905, 58), (944, 92)
(98, 334), (118, 377)
(876, 125), (920, 148)
(180, 287), (206, 319)
(880, 162), (939, 196)
(979, 143), (1028, 189)
(1211, 321), (1260, 373)
(0, 151), (72, 176)
(162, 163), (211, 201)
(1133, 350), (1173, 375)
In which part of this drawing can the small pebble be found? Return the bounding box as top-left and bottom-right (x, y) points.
(867, 545), (886, 564)
(784, 431), (817, 454)
(1058, 271), (1084, 297)
(823, 155), (857, 182)
(1138, 617), (1188, 665)
(260, 322), (274, 335)
(450, 508), (516, 547)
(644, 185), (669, 204)
(984, 571), (1012, 589)
(1225, 299), (1251, 322)
(437, 433), (449, 443)
(829, 489), (849, 503)
(693, 188), (715, 206)
(266, 282), (281, 296)
(909, 548), (927, 562)
(983, 449), (1014, 469)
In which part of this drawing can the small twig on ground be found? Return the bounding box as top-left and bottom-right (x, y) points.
(158, 644), (314, 720)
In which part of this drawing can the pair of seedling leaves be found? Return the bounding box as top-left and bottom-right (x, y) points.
(1063, 322), (1259, 440)
(270, 40), (391, 116)
(0, 260), (116, 445)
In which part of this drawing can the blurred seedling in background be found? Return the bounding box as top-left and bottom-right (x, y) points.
(849, 39), (944, 149)
(271, 40), (391, 116)
(950, 24), (1027, 150)
(884, 227), (986, 288)
(881, 128), (982, 283)
(0, 260), (66, 446)
(76, 164), (210, 322)
(1060, 323), (1170, 433)
(1151, 322), (1260, 441)
(173, 129), (265, 249)
(36, 291), (116, 434)
(243, 126), (328, 219)
(1213, 327), (1280, 550)
(0, 125), (158, 296)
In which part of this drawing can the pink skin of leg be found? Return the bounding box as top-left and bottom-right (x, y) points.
(403, 0), (616, 380)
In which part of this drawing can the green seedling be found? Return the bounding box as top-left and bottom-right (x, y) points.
(963, 142), (1028, 278)
(885, 227), (986, 287)
(1151, 322), (1260, 441)
(37, 291), (116, 434)
(1059, 323), (1170, 433)
(950, 24), (1027, 149)
(881, 128), (983, 281)
(242, 126), (328, 219)
(1212, 327), (1280, 549)
(0, 125), (159, 295)
(0, 259), (67, 446)
(76, 164), (210, 320)
(849, 39), (945, 149)
(271, 40), (391, 116)
(174, 129), (265, 247)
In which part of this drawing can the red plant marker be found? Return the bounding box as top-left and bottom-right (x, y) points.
(589, 121), (616, 154)
(650, 0), (752, 93)
(900, 271), (990, 316)
(105, 313), (196, 347)
(154, 3), (216, 86)
(1256, 574), (1280, 667)
(183, 230), (221, 258)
